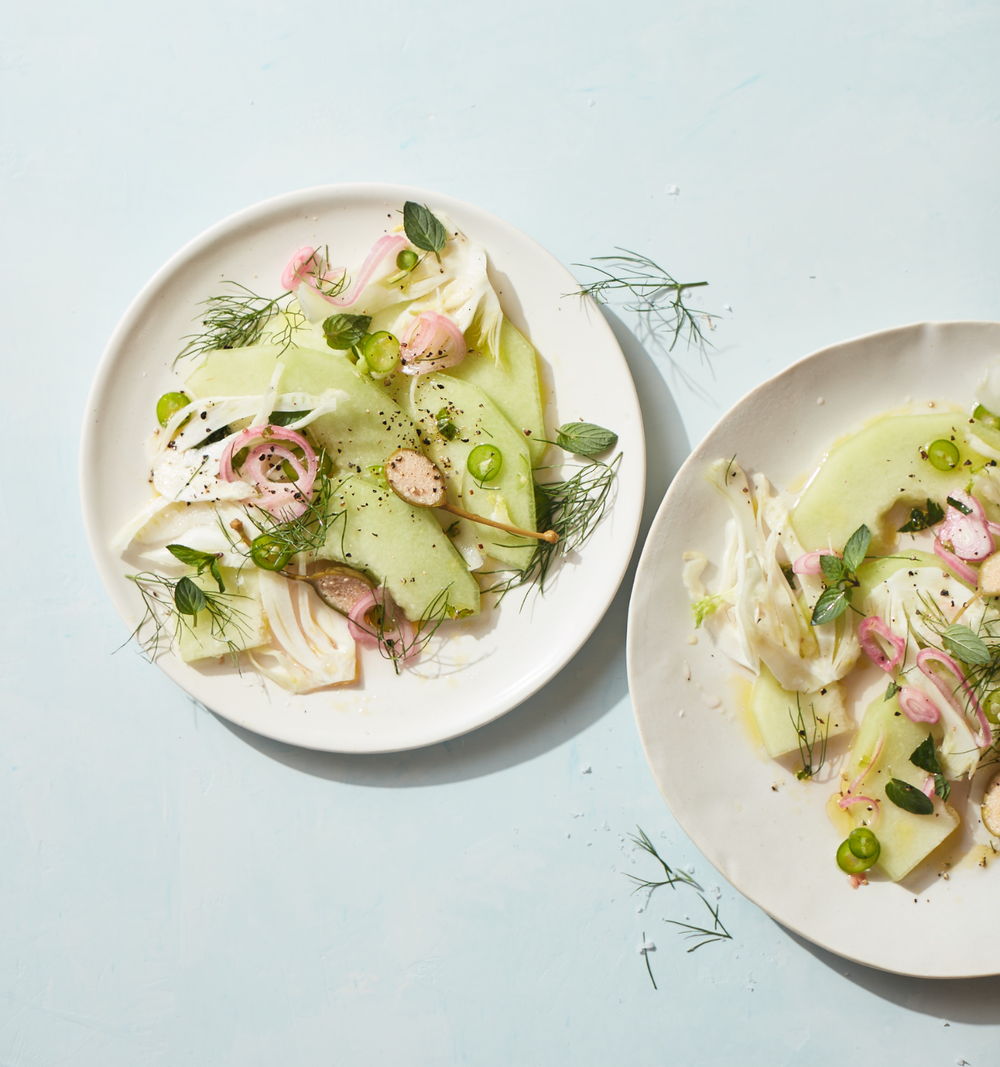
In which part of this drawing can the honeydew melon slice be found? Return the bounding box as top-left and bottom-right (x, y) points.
(748, 665), (849, 759)
(840, 695), (959, 882)
(792, 413), (988, 553)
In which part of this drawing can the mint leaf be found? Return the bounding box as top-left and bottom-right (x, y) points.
(898, 499), (944, 533)
(556, 422), (618, 457)
(167, 543), (225, 592)
(885, 680), (901, 701)
(885, 778), (935, 815)
(820, 554), (848, 583)
(842, 524), (871, 575)
(942, 623), (991, 666)
(934, 774), (951, 802)
(174, 576), (208, 619)
(323, 313), (371, 350)
(403, 202), (447, 257)
(811, 586), (851, 625)
(909, 733), (941, 776)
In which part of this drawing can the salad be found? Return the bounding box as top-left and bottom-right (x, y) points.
(686, 366), (1000, 886)
(115, 202), (618, 693)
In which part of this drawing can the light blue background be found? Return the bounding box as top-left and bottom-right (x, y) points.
(3, 2), (999, 1063)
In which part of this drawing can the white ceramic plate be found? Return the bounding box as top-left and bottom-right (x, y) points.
(82, 184), (644, 753)
(628, 321), (1000, 978)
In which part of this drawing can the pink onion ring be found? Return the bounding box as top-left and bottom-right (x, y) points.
(939, 489), (994, 561)
(399, 312), (467, 376)
(857, 616), (905, 672)
(921, 776), (936, 799)
(840, 730), (886, 803)
(311, 234), (410, 307)
(933, 537), (979, 587)
(897, 685), (941, 724)
(838, 795), (881, 827)
(281, 247), (318, 291)
(347, 588), (418, 664)
(219, 424), (318, 519)
(792, 549), (839, 575)
(917, 647), (991, 748)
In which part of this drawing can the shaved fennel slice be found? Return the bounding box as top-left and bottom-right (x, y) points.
(250, 570), (356, 692)
(126, 501), (247, 570)
(704, 458), (858, 692)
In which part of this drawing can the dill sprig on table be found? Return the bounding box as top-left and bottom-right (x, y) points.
(626, 826), (733, 986)
(576, 248), (717, 394)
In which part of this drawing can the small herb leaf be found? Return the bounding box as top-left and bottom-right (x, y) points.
(885, 680), (901, 701)
(946, 495), (973, 516)
(885, 777), (935, 815)
(323, 313), (371, 350)
(842, 524), (872, 575)
(898, 499), (945, 533)
(403, 202), (447, 256)
(942, 623), (991, 666)
(167, 543), (225, 592)
(934, 774), (951, 801)
(820, 553), (848, 583)
(555, 422), (619, 456)
(811, 586), (851, 625)
(909, 733), (942, 776)
(174, 576), (208, 618)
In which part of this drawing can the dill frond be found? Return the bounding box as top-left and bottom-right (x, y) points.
(625, 826), (733, 971)
(176, 282), (290, 363)
(790, 694), (830, 781)
(664, 895), (733, 953)
(350, 584), (454, 675)
(126, 571), (252, 665)
(485, 454), (620, 603)
(575, 248), (717, 395)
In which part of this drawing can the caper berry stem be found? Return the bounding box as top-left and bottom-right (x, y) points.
(439, 501), (559, 544)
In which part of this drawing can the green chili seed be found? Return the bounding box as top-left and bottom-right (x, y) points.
(836, 838), (875, 874)
(362, 331), (400, 375)
(250, 534), (293, 572)
(927, 438), (960, 472)
(156, 391), (190, 427)
(847, 826), (880, 861)
(467, 444), (503, 482)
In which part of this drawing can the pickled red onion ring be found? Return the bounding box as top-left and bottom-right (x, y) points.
(838, 795), (881, 827)
(921, 776), (936, 799)
(281, 247), (318, 291)
(347, 588), (417, 663)
(219, 424), (318, 519)
(933, 537), (979, 586)
(312, 234), (410, 307)
(939, 489), (994, 561)
(841, 730), (886, 803)
(897, 685), (941, 724)
(857, 616), (905, 672)
(399, 312), (467, 376)
(792, 549), (839, 575)
(916, 647), (991, 748)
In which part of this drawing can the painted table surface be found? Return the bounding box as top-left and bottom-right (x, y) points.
(2, 2), (998, 1063)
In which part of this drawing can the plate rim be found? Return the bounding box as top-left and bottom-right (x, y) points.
(81, 182), (646, 754)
